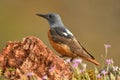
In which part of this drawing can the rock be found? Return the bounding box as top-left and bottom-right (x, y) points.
(0, 36), (72, 80)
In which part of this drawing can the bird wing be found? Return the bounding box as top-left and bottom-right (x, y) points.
(77, 41), (95, 59)
(49, 27), (94, 59)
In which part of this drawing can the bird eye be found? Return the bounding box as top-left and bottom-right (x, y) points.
(48, 15), (52, 19)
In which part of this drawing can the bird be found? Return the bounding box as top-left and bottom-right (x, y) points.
(36, 13), (100, 66)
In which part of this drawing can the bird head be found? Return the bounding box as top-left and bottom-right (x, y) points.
(36, 13), (64, 28)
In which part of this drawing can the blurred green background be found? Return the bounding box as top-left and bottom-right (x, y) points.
(0, 0), (120, 67)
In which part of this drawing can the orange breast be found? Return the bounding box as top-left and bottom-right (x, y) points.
(47, 29), (76, 57)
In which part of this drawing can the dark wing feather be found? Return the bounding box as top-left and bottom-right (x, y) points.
(77, 41), (95, 59)
(50, 27), (73, 39)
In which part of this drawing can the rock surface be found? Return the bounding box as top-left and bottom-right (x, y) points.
(0, 36), (72, 80)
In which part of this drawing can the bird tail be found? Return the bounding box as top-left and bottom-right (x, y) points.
(83, 57), (100, 66)
(77, 54), (100, 66)
(77, 42), (100, 66)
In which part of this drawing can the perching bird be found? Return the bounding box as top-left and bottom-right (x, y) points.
(37, 13), (100, 66)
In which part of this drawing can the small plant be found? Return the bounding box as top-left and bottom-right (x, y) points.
(70, 44), (120, 80)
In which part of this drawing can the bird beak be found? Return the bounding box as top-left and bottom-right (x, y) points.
(36, 14), (47, 19)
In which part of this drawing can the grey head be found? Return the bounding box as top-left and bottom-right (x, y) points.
(36, 13), (64, 28)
